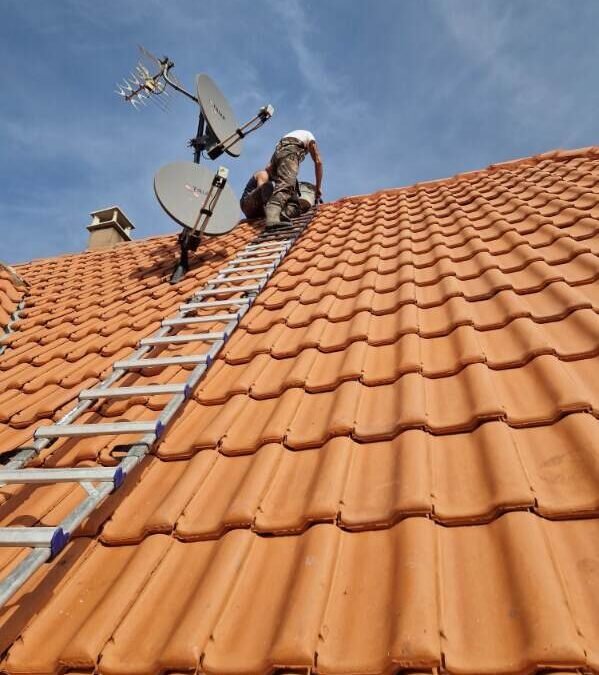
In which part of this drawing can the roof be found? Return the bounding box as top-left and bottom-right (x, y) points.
(0, 145), (599, 674)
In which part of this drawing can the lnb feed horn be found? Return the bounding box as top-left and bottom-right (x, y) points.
(189, 166), (230, 237)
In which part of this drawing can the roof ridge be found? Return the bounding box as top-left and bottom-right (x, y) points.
(11, 144), (599, 269)
(13, 231), (179, 270)
(335, 144), (599, 205)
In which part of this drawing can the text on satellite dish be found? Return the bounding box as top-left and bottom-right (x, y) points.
(209, 98), (226, 121)
(184, 183), (209, 199)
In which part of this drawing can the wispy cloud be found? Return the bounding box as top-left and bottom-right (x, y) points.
(433, 1), (580, 139)
(264, 0), (370, 138)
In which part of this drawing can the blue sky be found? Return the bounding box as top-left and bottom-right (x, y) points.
(2, 0), (599, 263)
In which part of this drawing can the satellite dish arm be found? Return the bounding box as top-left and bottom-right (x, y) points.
(207, 105), (275, 158)
(162, 65), (199, 103)
(169, 166), (230, 284)
(190, 166), (229, 237)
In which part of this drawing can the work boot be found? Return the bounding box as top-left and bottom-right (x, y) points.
(283, 199), (301, 220)
(264, 203), (283, 228)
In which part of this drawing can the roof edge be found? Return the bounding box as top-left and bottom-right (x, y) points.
(0, 261), (28, 288)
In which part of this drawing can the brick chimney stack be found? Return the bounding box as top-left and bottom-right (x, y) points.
(86, 207), (135, 250)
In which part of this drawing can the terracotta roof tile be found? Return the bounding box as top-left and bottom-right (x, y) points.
(1, 146), (599, 673)
(2, 516), (599, 674)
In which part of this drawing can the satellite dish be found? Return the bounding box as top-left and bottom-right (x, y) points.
(196, 74), (243, 159)
(154, 161), (239, 235)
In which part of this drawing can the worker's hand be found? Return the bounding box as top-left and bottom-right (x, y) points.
(315, 188), (323, 202)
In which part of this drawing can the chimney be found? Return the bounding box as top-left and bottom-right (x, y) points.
(86, 206), (135, 250)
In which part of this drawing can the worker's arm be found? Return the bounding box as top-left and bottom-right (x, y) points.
(308, 141), (323, 200)
(254, 169), (270, 187)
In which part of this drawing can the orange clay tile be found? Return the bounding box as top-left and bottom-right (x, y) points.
(1, 147), (599, 674)
(2, 516), (599, 673)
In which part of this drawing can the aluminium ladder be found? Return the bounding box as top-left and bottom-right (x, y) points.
(0, 212), (313, 607)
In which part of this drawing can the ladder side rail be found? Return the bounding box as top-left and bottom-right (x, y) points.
(0, 548), (51, 608)
(4, 241), (271, 465)
(0, 212), (314, 608)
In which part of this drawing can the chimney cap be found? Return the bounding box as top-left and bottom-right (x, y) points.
(88, 206), (135, 231)
(86, 206), (135, 250)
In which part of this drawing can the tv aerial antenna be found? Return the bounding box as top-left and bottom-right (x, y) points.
(117, 45), (274, 162)
(116, 46), (275, 283)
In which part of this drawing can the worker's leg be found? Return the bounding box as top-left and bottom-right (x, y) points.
(265, 150), (300, 226)
(240, 182), (274, 220)
(240, 185), (266, 219)
(259, 181), (274, 207)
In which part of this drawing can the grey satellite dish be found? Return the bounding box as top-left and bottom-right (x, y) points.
(154, 161), (239, 235)
(196, 74), (243, 159)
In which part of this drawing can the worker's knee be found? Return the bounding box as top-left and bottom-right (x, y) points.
(240, 200), (262, 219)
(259, 182), (274, 203)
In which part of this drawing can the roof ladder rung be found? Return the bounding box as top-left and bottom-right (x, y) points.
(0, 527), (66, 552)
(35, 421), (163, 440)
(242, 248), (288, 258)
(180, 298), (252, 311)
(263, 223), (303, 231)
(208, 272), (268, 283)
(221, 263), (275, 273)
(80, 383), (189, 400)
(234, 253), (281, 262)
(245, 244), (291, 253)
(140, 331), (225, 346)
(0, 466), (123, 486)
(256, 237), (293, 244)
(245, 245), (289, 253)
(163, 313), (238, 326)
(258, 229), (299, 239)
(114, 354), (209, 369)
(193, 284), (261, 297)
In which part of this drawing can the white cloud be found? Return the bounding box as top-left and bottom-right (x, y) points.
(433, 1), (570, 134)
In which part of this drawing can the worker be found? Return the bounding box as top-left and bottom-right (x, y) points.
(239, 166), (274, 219)
(264, 130), (323, 228)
